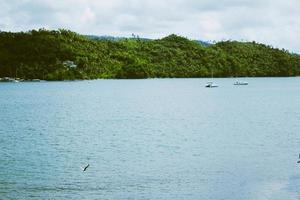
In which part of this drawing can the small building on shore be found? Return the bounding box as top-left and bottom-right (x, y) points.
(63, 60), (77, 68)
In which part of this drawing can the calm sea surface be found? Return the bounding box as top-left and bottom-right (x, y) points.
(1, 78), (300, 200)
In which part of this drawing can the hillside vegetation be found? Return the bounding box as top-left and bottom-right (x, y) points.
(0, 29), (299, 80)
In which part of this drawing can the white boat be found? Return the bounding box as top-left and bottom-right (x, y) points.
(205, 70), (218, 88)
(206, 82), (218, 88)
(234, 80), (248, 85)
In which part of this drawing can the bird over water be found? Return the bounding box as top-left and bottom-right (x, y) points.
(82, 164), (90, 172)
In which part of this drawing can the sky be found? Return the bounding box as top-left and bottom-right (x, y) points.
(0, 0), (299, 52)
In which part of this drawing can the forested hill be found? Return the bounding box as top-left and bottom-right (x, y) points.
(0, 29), (299, 80)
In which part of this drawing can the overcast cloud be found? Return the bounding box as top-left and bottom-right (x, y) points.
(0, 0), (299, 52)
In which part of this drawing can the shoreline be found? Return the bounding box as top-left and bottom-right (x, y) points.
(1, 76), (300, 82)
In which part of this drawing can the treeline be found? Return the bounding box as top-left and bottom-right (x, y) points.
(0, 29), (299, 80)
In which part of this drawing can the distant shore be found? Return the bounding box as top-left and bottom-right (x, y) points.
(1, 76), (300, 83)
(1, 29), (300, 80)
(0, 77), (44, 83)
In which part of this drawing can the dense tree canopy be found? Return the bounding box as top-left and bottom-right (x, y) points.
(0, 29), (299, 80)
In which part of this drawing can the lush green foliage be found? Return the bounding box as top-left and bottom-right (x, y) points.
(0, 29), (299, 80)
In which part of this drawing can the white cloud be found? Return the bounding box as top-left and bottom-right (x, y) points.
(0, 0), (299, 52)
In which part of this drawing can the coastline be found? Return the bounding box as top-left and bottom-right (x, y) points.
(1, 76), (300, 83)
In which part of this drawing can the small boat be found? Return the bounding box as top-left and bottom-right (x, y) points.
(205, 82), (218, 88)
(205, 70), (218, 88)
(234, 80), (248, 85)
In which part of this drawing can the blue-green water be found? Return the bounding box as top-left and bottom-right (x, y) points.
(1, 78), (300, 200)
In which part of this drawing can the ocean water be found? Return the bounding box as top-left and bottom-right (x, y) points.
(1, 78), (300, 200)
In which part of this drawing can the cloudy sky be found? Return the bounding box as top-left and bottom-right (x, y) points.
(0, 0), (299, 52)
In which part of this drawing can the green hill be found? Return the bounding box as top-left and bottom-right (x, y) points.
(0, 29), (299, 80)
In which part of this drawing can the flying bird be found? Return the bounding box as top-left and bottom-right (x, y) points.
(82, 164), (90, 172)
